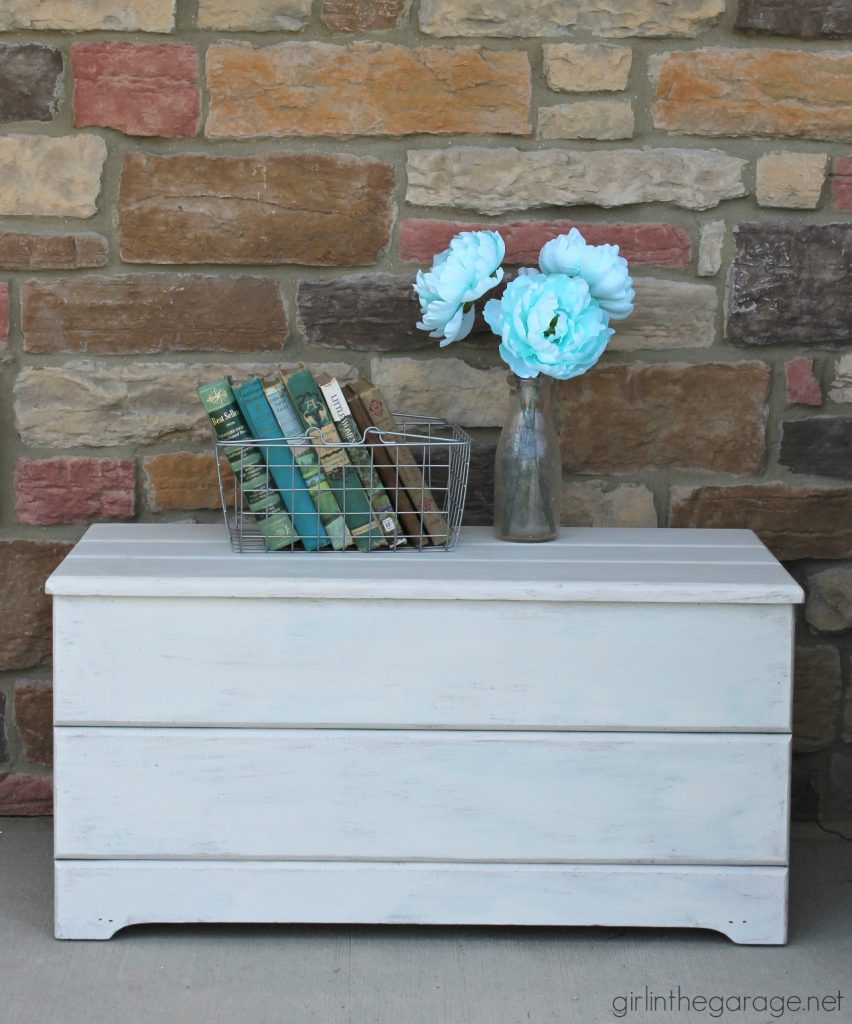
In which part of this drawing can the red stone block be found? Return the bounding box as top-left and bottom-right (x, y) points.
(0, 773), (52, 815)
(831, 156), (852, 211)
(71, 41), (199, 138)
(400, 220), (691, 268)
(785, 357), (823, 407)
(15, 457), (136, 526)
(0, 281), (8, 344)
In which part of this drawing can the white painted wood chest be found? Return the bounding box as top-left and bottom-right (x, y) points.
(47, 524), (802, 942)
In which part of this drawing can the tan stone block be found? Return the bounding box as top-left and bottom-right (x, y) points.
(198, 0), (312, 30)
(669, 484), (852, 560)
(22, 275), (287, 354)
(206, 42), (530, 138)
(557, 362), (769, 474)
(406, 147), (746, 214)
(652, 49), (852, 142)
(118, 152), (393, 266)
(539, 100), (634, 141)
(371, 357), (510, 428)
(756, 152), (828, 208)
(561, 481), (657, 528)
(698, 220), (725, 277)
(0, 0), (174, 31)
(543, 43), (631, 92)
(143, 452), (232, 511)
(609, 279), (717, 351)
(420, 0), (725, 38)
(14, 360), (356, 448)
(0, 135), (106, 217)
(829, 354), (852, 403)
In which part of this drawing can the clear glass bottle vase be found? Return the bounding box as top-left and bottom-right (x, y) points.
(494, 373), (561, 542)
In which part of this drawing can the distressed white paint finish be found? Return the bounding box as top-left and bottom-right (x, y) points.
(46, 524), (803, 604)
(53, 596), (794, 730)
(54, 729), (790, 864)
(49, 525), (798, 943)
(54, 861), (788, 943)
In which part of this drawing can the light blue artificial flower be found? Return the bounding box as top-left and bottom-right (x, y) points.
(414, 230), (505, 346)
(539, 228), (635, 321)
(484, 270), (613, 380)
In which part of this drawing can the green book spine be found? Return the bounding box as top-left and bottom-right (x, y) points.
(282, 368), (385, 552)
(317, 374), (406, 548)
(231, 377), (330, 551)
(263, 381), (352, 551)
(197, 378), (296, 551)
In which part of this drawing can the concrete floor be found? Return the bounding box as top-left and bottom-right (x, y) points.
(1, 820), (850, 1024)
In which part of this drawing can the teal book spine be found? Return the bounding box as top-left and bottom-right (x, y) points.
(232, 377), (330, 551)
(196, 378), (296, 551)
(264, 381), (352, 551)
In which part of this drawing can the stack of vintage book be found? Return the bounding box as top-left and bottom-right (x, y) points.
(198, 367), (469, 552)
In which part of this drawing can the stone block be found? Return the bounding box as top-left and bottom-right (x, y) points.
(299, 274), (427, 352)
(0, 0), (174, 31)
(805, 566), (852, 634)
(780, 417), (852, 480)
(143, 453), (231, 512)
(14, 360), (356, 448)
(0, 134), (106, 217)
(197, 0), (312, 30)
(22, 275), (287, 354)
(400, 219), (691, 268)
(14, 683), (52, 766)
(790, 758), (821, 820)
(461, 443), (496, 526)
(321, 0), (407, 31)
(14, 457), (136, 526)
(119, 152), (393, 266)
(557, 362), (768, 474)
(0, 282), (8, 347)
(608, 279), (716, 351)
(0, 773), (52, 815)
(542, 43), (631, 92)
(785, 358), (822, 406)
(406, 147), (746, 214)
(0, 694), (7, 763)
(824, 753), (852, 826)
(371, 357), (510, 428)
(561, 481), (657, 528)
(793, 645), (842, 752)
(71, 41), (199, 138)
(735, 0), (852, 38)
(0, 45), (62, 123)
(420, 0), (725, 38)
(844, 664), (852, 743)
(539, 100), (634, 140)
(829, 355), (852, 403)
(0, 231), (108, 269)
(651, 48), (852, 141)
(697, 220), (725, 276)
(206, 42), (530, 138)
(756, 152), (827, 208)
(0, 541), (71, 671)
(831, 156), (852, 211)
(669, 484), (852, 560)
(726, 224), (852, 347)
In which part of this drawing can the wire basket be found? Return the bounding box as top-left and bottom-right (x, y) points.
(214, 413), (472, 553)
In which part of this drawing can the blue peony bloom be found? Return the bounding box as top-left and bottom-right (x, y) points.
(483, 270), (613, 380)
(539, 228), (635, 321)
(414, 230), (505, 346)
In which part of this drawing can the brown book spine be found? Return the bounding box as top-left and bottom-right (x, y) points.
(344, 384), (430, 547)
(349, 379), (450, 544)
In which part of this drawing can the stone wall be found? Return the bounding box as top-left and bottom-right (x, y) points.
(0, 0), (849, 825)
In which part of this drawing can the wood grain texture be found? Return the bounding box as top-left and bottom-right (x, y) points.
(54, 860), (788, 942)
(54, 729), (790, 864)
(53, 596), (793, 730)
(45, 524), (804, 603)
